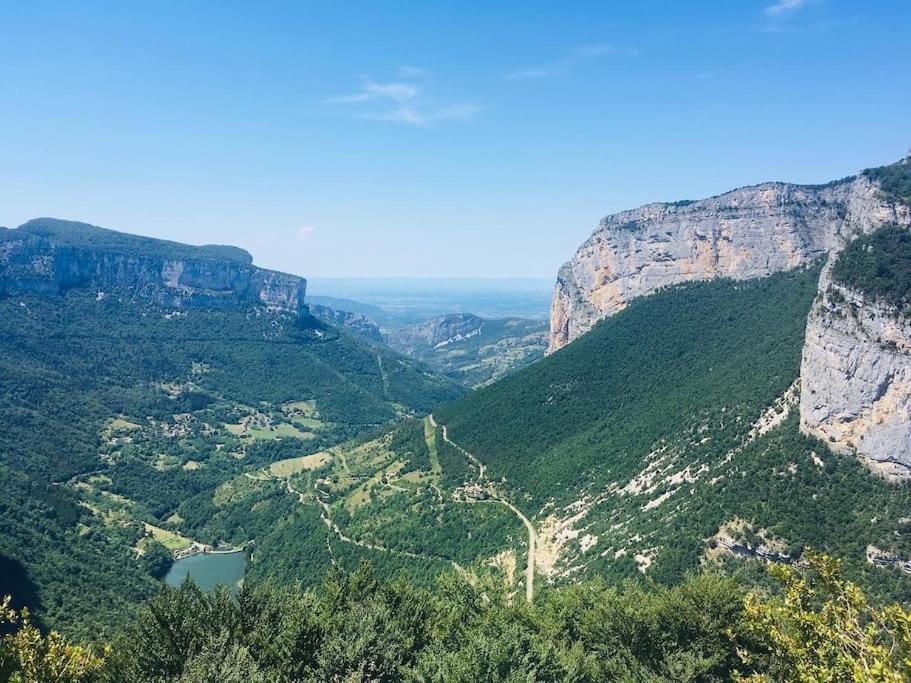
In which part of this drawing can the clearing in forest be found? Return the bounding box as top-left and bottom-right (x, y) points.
(143, 523), (194, 552)
(269, 451), (333, 477)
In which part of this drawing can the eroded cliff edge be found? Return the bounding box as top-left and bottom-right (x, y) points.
(549, 173), (902, 352)
(550, 154), (911, 479)
(0, 218), (307, 313)
(799, 221), (911, 480)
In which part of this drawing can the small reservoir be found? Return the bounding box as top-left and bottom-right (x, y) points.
(164, 551), (247, 594)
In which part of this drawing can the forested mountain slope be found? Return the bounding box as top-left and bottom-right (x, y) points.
(0, 221), (463, 637)
(435, 267), (911, 599)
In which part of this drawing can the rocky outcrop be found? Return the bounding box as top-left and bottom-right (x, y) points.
(799, 273), (911, 480)
(0, 218), (307, 313)
(548, 174), (906, 352)
(308, 304), (384, 343)
(386, 313), (486, 354)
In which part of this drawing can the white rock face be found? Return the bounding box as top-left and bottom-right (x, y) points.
(799, 282), (911, 479)
(549, 175), (898, 352)
(797, 166), (911, 480)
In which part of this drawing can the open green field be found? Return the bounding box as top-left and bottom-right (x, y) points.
(223, 419), (315, 441)
(269, 451), (333, 477)
(291, 416), (325, 430)
(143, 523), (194, 552)
(108, 417), (141, 431)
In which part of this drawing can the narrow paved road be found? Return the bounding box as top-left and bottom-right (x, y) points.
(430, 414), (537, 603)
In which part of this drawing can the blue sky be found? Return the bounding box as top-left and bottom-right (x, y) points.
(1, 1), (908, 278)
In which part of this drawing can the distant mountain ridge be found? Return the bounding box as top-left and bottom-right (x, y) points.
(0, 218), (307, 313)
(386, 313), (488, 353)
(306, 294), (387, 319)
(385, 313), (548, 387)
(308, 302), (385, 344)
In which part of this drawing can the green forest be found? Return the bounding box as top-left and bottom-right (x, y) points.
(7, 218), (254, 264)
(3, 553), (910, 682)
(435, 267), (823, 504)
(0, 288), (463, 637)
(4, 259), (910, 652)
(2, 214), (910, 681)
(863, 158), (911, 205)
(832, 224), (911, 306)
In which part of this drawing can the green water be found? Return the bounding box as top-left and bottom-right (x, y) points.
(164, 552), (247, 594)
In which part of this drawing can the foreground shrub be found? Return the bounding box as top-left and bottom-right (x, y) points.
(737, 551), (911, 682)
(0, 596), (107, 682)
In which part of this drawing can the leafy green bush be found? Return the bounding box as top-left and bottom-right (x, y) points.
(737, 551), (911, 682)
(139, 542), (173, 580)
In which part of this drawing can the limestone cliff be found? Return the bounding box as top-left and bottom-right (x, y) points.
(799, 279), (911, 479)
(548, 173), (904, 352)
(308, 303), (384, 343)
(386, 313), (487, 354)
(386, 314), (548, 388)
(0, 218), (307, 313)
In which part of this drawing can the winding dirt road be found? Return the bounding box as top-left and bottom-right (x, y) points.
(261, 466), (464, 572)
(429, 414), (537, 603)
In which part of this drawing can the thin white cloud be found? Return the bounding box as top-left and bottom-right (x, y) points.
(324, 78), (417, 105)
(377, 105), (424, 125)
(365, 80), (418, 101)
(505, 42), (637, 81)
(325, 73), (477, 126)
(398, 65), (427, 78)
(765, 0), (808, 15)
(296, 225), (316, 239)
(757, 0), (826, 32)
(366, 103), (480, 126)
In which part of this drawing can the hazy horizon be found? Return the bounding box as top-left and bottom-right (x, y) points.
(307, 276), (554, 291)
